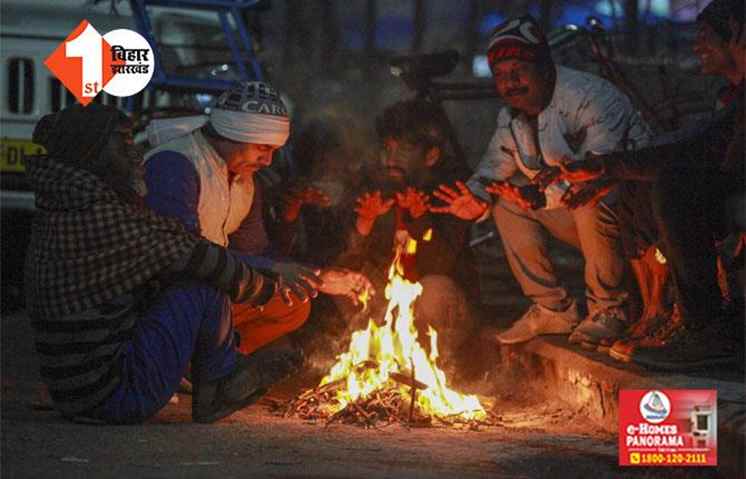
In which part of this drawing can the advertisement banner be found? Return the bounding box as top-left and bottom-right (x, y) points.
(619, 389), (717, 467)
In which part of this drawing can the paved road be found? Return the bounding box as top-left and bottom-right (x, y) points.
(3, 310), (722, 479)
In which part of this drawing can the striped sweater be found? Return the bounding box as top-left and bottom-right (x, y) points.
(25, 156), (274, 417)
(31, 241), (275, 417)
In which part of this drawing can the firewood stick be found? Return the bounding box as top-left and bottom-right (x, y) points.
(389, 372), (427, 390)
(317, 378), (346, 394)
(407, 359), (416, 428)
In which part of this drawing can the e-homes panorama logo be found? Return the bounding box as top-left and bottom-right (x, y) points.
(44, 20), (154, 105)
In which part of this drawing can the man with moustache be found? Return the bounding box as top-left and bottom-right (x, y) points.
(144, 81), (373, 356)
(542, 0), (744, 370)
(25, 103), (301, 424)
(339, 100), (476, 368)
(432, 15), (651, 348)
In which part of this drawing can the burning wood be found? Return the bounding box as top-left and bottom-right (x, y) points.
(271, 367), (496, 429)
(273, 240), (495, 429)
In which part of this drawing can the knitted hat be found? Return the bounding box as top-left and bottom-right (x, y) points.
(209, 81), (290, 146)
(697, 0), (744, 42)
(486, 15), (551, 67)
(33, 103), (127, 170)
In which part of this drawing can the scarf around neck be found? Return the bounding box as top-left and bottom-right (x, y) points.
(24, 155), (198, 318)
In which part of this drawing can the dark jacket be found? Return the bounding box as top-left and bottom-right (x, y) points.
(337, 156), (475, 293)
(602, 82), (744, 181)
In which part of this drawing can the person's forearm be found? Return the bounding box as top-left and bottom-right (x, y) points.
(356, 216), (376, 236)
(178, 240), (275, 305)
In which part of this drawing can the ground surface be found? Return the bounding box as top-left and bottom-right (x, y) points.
(2, 309), (723, 479)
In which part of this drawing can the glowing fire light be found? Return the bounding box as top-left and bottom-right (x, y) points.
(318, 238), (486, 421)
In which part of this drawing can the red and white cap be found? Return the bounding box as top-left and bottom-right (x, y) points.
(486, 15), (551, 67)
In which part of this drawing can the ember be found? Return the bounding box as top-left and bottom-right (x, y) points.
(276, 237), (496, 429)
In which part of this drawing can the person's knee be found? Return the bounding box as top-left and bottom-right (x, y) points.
(288, 299), (312, 331)
(161, 281), (230, 310)
(492, 199), (522, 228)
(415, 276), (473, 342)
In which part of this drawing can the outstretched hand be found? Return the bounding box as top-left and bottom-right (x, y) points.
(560, 179), (615, 209)
(396, 187), (430, 219)
(318, 267), (376, 307)
(281, 184), (332, 223)
(355, 191), (395, 220)
(532, 154), (606, 189)
(485, 181), (545, 210)
(266, 261), (322, 306)
(532, 166), (561, 190)
(431, 181), (488, 220)
(558, 155), (605, 183)
(354, 190), (395, 235)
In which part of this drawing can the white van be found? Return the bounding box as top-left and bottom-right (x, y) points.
(0, 0), (236, 310)
(0, 0), (236, 184)
(0, 1), (143, 184)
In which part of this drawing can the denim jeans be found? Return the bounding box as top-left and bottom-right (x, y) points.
(95, 282), (235, 424)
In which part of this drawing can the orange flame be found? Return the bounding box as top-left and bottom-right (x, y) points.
(318, 241), (485, 420)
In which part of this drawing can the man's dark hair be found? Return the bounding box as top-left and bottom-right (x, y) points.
(697, 0), (744, 41)
(375, 100), (449, 150)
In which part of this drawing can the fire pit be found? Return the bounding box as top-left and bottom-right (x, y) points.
(273, 237), (498, 429)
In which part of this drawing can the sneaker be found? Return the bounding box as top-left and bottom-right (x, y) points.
(192, 343), (303, 424)
(631, 323), (741, 372)
(569, 307), (626, 351)
(496, 301), (580, 345)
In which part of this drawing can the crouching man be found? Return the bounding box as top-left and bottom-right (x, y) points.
(25, 103), (313, 424)
(143, 81), (373, 355)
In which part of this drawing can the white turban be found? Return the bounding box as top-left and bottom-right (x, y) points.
(209, 81), (291, 147)
(209, 108), (289, 146)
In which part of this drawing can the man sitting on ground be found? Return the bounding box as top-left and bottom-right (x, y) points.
(143, 81), (373, 356)
(25, 103), (310, 425)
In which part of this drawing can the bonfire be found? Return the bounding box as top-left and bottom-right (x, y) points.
(276, 234), (496, 429)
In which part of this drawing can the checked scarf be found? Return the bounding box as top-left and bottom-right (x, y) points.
(25, 155), (197, 319)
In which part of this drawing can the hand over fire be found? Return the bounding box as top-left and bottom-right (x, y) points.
(485, 181), (545, 210)
(281, 183), (332, 223)
(560, 178), (615, 209)
(395, 187), (430, 219)
(533, 154), (606, 189)
(355, 190), (395, 235)
(431, 181), (488, 220)
(265, 261), (322, 306)
(318, 267), (375, 307)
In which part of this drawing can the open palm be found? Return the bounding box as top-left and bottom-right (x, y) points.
(431, 181), (487, 220)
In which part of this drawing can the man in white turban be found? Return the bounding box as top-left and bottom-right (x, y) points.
(144, 81), (372, 357)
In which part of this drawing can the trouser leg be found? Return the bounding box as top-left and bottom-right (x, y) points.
(232, 292), (311, 355)
(98, 283), (235, 424)
(492, 199), (578, 311)
(571, 199), (627, 317)
(652, 168), (728, 325)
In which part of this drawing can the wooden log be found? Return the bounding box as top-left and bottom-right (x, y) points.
(389, 372), (427, 390)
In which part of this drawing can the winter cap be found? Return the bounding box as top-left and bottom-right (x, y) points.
(209, 81), (290, 146)
(33, 103), (127, 170)
(486, 15), (551, 67)
(697, 0), (744, 42)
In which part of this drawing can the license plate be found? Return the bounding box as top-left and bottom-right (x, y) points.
(0, 138), (46, 173)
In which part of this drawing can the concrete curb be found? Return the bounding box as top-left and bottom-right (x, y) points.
(479, 328), (745, 478)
